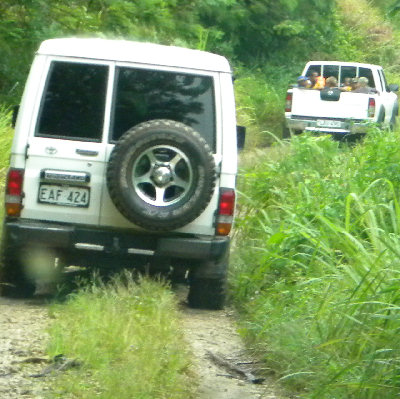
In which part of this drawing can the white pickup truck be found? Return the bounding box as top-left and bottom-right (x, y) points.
(284, 61), (399, 139)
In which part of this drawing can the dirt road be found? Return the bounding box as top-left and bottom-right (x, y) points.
(0, 297), (50, 398)
(0, 288), (283, 399)
(181, 305), (282, 399)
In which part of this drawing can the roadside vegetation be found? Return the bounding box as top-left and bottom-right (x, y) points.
(230, 2), (400, 396)
(232, 129), (400, 398)
(47, 274), (194, 399)
(2, 0), (400, 398)
(0, 109), (12, 228)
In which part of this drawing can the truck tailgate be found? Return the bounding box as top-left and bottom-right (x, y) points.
(291, 89), (370, 120)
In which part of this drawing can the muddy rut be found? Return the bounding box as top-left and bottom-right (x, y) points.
(0, 288), (283, 398)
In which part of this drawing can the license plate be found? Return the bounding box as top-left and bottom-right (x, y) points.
(316, 119), (342, 128)
(38, 184), (90, 207)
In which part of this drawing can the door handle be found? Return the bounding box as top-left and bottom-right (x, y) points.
(76, 149), (99, 156)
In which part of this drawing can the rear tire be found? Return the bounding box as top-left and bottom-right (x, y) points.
(187, 255), (228, 310)
(0, 245), (35, 298)
(188, 277), (227, 310)
(282, 126), (290, 139)
(390, 111), (397, 130)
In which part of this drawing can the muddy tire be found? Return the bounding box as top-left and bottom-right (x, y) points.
(0, 244), (35, 298)
(282, 126), (290, 139)
(390, 109), (397, 130)
(188, 277), (227, 310)
(188, 254), (229, 310)
(107, 119), (216, 231)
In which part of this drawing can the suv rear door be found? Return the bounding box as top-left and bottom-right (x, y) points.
(99, 63), (220, 233)
(21, 58), (110, 225)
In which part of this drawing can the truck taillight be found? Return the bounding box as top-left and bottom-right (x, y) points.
(5, 168), (24, 217)
(285, 92), (293, 112)
(368, 97), (376, 118)
(216, 188), (235, 236)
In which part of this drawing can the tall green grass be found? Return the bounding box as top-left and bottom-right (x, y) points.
(231, 130), (400, 398)
(0, 107), (12, 177)
(47, 275), (195, 399)
(0, 107), (13, 227)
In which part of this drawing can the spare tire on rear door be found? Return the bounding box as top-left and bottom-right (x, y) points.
(106, 119), (217, 231)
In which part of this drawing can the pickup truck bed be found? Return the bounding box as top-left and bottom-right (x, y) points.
(288, 88), (377, 135)
(284, 61), (398, 139)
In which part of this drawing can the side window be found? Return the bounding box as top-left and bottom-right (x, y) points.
(359, 67), (375, 88)
(36, 61), (108, 142)
(379, 70), (388, 91)
(111, 67), (216, 151)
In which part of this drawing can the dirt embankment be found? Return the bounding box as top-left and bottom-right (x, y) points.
(0, 288), (284, 399)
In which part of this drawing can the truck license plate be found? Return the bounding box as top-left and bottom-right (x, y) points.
(38, 184), (90, 207)
(317, 119), (342, 128)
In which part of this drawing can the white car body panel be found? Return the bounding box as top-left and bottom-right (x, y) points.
(11, 38), (238, 235)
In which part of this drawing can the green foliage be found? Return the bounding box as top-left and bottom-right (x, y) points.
(0, 0), (341, 105)
(232, 131), (400, 397)
(47, 274), (194, 399)
(234, 69), (290, 147)
(0, 107), (12, 170)
(0, 107), (12, 226)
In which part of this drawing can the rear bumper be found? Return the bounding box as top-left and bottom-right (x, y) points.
(3, 219), (230, 262)
(286, 115), (372, 136)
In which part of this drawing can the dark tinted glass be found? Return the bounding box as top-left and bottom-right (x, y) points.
(322, 65), (339, 80)
(359, 67), (375, 88)
(341, 66), (357, 83)
(111, 67), (216, 150)
(37, 62), (108, 141)
(306, 65), (321, 77)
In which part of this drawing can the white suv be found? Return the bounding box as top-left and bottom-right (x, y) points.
(0, 38), (243, 309)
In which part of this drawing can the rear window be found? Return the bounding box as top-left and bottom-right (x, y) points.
(359, 67), (375, 88)
(305, 64), (375, 88)
(36, 61), (108, 142)
(340, 66), (357, 85)
(321, 65), (339, 80)
(110, 67), (216, 150)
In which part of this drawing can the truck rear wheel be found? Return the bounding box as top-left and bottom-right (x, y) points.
(188, 276), (227, 310)
(0, 245), (35, 298)
(187, 254), (229, 310)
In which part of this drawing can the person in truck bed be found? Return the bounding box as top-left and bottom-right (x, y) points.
(297, 76), (311, 88)
(325, 76), (338, 88)
(309, 70), (325, 89)
(353, 76), (376, 94)
(341, 77), (352, 91)
(350, 77), (359, 91)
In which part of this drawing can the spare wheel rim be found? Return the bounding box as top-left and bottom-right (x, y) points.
(132, 144), (194, 207)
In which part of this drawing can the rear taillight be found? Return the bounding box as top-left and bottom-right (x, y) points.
(5, 168), (24, 217)
(368, 97), (376, 118)
(216, 188), (235, 236)
(285, 92), (293, 113)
